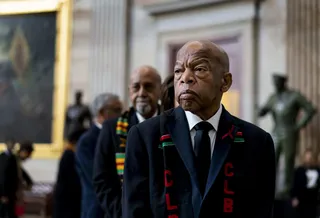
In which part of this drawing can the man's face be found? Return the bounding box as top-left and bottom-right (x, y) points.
(100, 99), (123, 121)
(304, 151), (313, 165)
(174, 42), (229, 114)
(129, 68), (161, 118)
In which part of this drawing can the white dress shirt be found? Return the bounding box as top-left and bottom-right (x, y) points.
(185, 104), (222, 157)
(136, 111), (158, 123)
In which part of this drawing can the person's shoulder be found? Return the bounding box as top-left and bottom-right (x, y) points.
(76, 131), (91, 151)
(289, 89), (303, 97)
(231, 115), (270, 139)
(295, 166), (305, 172)
(78, 129), (91, 141)
(134, 108), (175, 130)
(128, 109), (175, 140)
(61, 149), (75, 162)
(102, 117), (118, 129)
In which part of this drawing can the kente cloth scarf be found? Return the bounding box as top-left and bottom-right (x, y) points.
(115, 111), (129, 180)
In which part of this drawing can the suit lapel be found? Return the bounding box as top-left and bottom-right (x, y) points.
(166, 107), (202, 217)
(166, 107), (199, 187)
(204, 107), (239, 199)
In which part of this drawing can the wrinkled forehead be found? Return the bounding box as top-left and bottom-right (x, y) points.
(178, 42), (207, 58)
(176, 42), (230, 72)
(131, 68), (160, 85)
(176, 43), (218, 67)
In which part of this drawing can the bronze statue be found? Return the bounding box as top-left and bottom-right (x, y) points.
(259, 74), (316, 197)
(65, 91), (92, 138)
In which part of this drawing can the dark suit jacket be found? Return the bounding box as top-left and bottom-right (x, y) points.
(53, 149), (81, 218)
(76, 125), (104, 218)
(291, 166), (320, 205)
(123, 106), (276, 218)
(0, 151), (19, 218)
(93, 108), (138, 218)
(0, 151), (19, 198)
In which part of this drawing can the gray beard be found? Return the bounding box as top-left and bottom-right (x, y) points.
(136, 103), (152, 116)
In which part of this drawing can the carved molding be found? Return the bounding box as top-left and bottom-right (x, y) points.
(143, 0), (254, 16)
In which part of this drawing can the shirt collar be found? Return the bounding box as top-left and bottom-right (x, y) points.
(185, 104), (222, 131)
(95, 121), (102, 129)
(136, 111), (158, 123)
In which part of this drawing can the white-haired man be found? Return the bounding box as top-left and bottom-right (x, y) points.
(75, 93), (122, 218)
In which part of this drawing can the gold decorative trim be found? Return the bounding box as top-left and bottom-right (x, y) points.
(0, 1), (59, 15)
(0, 0), (73, 159)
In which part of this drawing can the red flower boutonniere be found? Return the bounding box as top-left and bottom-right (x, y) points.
(159, 134), (175, 149)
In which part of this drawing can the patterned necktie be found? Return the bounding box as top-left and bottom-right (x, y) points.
(194, 121), (214, 195)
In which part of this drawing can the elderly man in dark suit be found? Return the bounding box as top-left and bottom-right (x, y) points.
(93, 65), (162, 218)
(76, 93), (122, 218)
(123, 40), (276, 218)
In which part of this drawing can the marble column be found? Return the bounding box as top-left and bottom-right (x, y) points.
(89, 0), (129, 105)
(287, 0), (320, 156)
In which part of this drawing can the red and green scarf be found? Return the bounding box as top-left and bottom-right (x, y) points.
(115, 111), (129, 180)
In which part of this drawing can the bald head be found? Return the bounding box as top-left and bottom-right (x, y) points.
(177, 40), (230, 73)
(131, 65), (161, 85)
(129, 65), (161, 119)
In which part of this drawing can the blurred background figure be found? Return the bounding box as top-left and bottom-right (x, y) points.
(76, 93), (122, 218)
(65, 91), (92, 140)
(53, 130), (82, 218)
(93, 65), (161, 218)
(17, 141), (34, 190)
(160, 74), (178, 112)
(0, 138), (20, 218)
(0, 139), (34, 218)
(4, 138), (16, 154)
(291, 149), (320, 218)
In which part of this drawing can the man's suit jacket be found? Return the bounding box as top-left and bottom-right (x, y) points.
(53, 149), (81, 218)
(76, 125), (104, 218)
(0, 152), (19, 199)
(123, 106), (275, 218)
(93, 107), (138, 218)
(0, 151), (20, 218)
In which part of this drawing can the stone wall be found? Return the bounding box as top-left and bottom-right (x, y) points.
(286, 0), (320, 156)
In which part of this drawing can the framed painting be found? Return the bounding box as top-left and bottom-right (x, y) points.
(0, 0), (72, 158)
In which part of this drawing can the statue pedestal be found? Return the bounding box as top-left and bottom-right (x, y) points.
(274, 154), (297, 218)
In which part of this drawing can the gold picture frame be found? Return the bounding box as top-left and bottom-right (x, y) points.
(0, 0), (73, 159)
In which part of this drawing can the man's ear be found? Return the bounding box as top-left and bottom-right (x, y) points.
(221, 72), (232, 93)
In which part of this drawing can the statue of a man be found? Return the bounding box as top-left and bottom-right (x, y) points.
(259, 74), (316, 197)
(65, 91), (92, 139)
